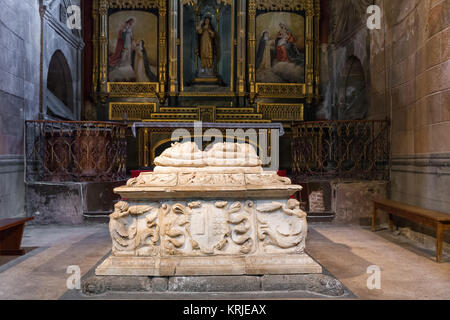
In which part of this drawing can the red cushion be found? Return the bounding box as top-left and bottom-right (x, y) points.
(277, 170), (287, 177)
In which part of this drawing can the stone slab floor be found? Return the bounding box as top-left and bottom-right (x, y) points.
(0, 223), (448, 300)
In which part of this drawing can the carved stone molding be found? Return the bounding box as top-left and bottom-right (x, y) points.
(127, 173), (178, 187)
(246, 173), (292, 186)
(124, 171), (295, 189)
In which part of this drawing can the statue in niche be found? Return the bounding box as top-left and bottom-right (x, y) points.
(196, 16), (217, 75)
(183, 0), (230, 86)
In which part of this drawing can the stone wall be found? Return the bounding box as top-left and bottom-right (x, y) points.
(332, 181), (388, 225)
(297, 180), (388, 225)
(41, 0), (84, 120)
(26, 181), (125, 225)
(0, 0), (41, 218)
(0, 0), (84, 219)
(369, 0), (450, 213)
(316, 0), (373, 120)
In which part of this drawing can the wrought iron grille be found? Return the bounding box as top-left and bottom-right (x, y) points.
(25, 121), (127, 182)
(291, 120), (390, 180)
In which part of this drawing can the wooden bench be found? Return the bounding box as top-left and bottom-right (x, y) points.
(0, 217), (34, 256)
(372, 199), (450, 263)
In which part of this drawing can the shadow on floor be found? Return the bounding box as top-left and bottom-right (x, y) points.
(0, 247), (40, 267)
(30, 231), (109, 275)
(306, 226), (378, 281)
(371, 227), (449, 263)
(0, 247), (48, 273)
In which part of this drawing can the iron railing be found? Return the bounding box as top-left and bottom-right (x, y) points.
(291, 120), (390, 180)
(25, 121), (127, 182)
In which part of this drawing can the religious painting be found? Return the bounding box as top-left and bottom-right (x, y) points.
(255, 12), (305, 84)
(181, 0), (233, 90)
(108, 10), (158, 83)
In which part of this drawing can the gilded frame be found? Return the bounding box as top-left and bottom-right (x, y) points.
(179, 0), (235, 94)
(93, 0), (167, 101)
(247, 0), (319, 102)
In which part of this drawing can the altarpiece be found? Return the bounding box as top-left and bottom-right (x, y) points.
(91, 0), (320, 167)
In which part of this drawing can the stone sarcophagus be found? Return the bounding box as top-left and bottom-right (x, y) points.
(96, 142), (322, 276)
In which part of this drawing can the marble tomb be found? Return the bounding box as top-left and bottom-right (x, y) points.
(96, 142), (322, 276)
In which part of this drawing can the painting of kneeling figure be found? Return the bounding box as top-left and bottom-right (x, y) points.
(256, 12), (306, 84)
(108, 10), (158, 83)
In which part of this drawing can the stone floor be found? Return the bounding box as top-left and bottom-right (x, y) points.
(0, 223), (448, 300)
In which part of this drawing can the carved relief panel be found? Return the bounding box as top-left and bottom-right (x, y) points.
(109, 201), (161, 257)
(256, 199), (307, 254)
(109, 199), (307, 258)
(160, 201), (255, 256)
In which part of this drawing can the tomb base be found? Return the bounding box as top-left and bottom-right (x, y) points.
(96, 253), (322, 276)
(79, 273), (349, 298)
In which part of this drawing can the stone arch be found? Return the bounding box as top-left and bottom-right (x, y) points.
(46, 50), (75, 118)
(337, 55), (368, 120)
